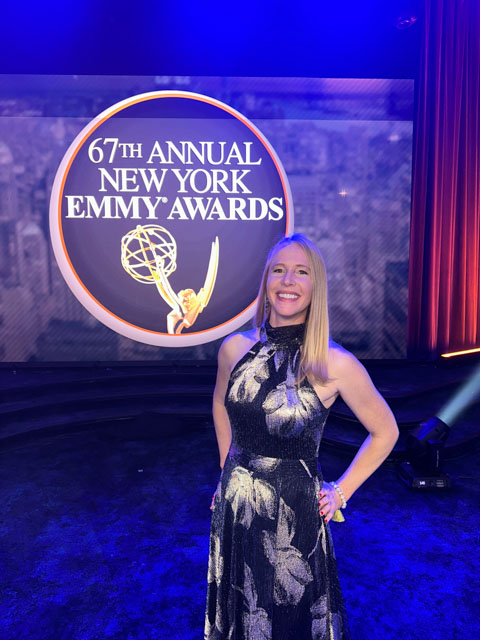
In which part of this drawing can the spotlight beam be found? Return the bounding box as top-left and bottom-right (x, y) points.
(438, 361), (480, 426)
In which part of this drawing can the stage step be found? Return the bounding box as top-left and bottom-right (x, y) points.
(0, 362), (479, 459)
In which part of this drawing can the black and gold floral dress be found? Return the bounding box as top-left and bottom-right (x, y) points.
(204, 321), (350, 639)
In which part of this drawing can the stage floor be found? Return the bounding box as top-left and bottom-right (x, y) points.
(1, 421), (478, 640)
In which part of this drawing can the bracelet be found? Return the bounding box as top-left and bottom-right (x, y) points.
(331, 481), (347, 509)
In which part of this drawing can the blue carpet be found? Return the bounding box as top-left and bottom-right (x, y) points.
(1, 422), (479, 639)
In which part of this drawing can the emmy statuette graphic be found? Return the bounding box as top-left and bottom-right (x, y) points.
(121, 225), (219, 334)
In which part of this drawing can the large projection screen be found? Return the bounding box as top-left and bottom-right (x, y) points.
(0, 75), (413, 361)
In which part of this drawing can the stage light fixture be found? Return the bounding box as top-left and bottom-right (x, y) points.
(399, 361), (480, 490)
(399, 417), (451, 489)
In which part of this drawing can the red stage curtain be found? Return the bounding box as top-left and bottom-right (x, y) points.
(407, 0), (480, 358)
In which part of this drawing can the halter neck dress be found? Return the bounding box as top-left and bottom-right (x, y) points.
(204, 321), (350, 639)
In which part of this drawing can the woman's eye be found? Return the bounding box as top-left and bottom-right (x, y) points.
(298, 270), (309, 275)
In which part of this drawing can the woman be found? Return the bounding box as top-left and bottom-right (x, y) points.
(204, 233), (399, 639)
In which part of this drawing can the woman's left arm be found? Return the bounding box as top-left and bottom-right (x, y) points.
(330, 348), (400, 504)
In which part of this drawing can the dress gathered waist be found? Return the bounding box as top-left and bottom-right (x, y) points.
(227, 441), (322, 479)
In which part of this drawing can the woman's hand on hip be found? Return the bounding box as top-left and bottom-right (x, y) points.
(318, 481), (342, 523)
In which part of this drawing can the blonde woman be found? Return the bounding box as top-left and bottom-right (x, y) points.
(204, 233), (398, 639)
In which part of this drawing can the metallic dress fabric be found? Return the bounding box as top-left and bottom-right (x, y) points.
(204, 321), (350, 639)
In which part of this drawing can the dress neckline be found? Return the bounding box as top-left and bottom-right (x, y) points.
(262, 319), (305, 348)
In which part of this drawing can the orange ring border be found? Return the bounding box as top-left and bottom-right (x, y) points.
(57, 92), (291, 337)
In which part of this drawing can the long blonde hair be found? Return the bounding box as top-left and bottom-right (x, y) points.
(254, 233), (330, 384)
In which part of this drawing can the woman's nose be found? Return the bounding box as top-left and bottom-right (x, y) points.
(281, 269), (295, 285)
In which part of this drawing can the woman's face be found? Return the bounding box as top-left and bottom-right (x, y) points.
(266, 243), (313, 326)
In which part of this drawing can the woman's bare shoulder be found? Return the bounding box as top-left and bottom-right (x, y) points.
(327, 339), (362, 377)
(218, 327), (261, 369)
(328, 339), (358, 375)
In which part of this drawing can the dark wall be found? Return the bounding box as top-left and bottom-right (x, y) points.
(0, 1), (420, 79)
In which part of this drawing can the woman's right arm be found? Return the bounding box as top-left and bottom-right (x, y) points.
(212, 336), (237, 469)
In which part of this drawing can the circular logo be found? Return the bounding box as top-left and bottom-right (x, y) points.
(49, 91), (293, 347)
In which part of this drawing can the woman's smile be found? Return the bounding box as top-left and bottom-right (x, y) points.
(276, 291), (301, 300)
